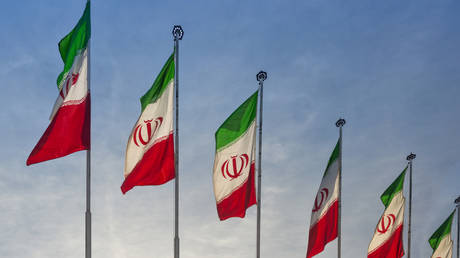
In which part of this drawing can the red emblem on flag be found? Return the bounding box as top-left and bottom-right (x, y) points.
(312, 188), (329, 212)
(377, 214), (396, 234)
(221, 154), (249, 180)
(60, 73), (80, 99)
(133, 117), (163, 147)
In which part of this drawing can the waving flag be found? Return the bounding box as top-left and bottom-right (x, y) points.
(27, 2), (91, 165)
(121, 54), (175, 194)
(368, 168), (407, 258)
(306, 141), (340, 258)
(213, 91), (258, 220)
(429, 210), (455, 258)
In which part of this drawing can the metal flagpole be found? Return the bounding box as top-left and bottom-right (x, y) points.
(406, 152), (416, 258)
(455, 196), (460, 258)
(85, 28), (92, 258)
(86, 150), (91, 258)
(335, 118), (346, 258)
(256, 71), (267, 258)
(172, 25), (183, 258)
(85, 0), (92, 252)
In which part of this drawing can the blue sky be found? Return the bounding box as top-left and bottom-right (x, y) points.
(1, 0), (460, 257)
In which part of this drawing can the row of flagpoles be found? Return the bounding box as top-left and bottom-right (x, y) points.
(26, 2), (460, 258)
(305, 128), (460, 258)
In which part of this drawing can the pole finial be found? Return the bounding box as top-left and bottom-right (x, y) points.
(455, 196), (460, 206)
(335, 118), (346, 128)
(257, 71), (267, 83)
(406, 152), (416, 161)
(172, 25), (184, 40)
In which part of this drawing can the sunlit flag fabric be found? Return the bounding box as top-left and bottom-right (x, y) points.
(306, 141), (340, 258)
(121, 54), (175, 194)
(212, 91), (258, 220)
(428, 210), (455, 258)
(367, 167), (407, 258)
(27, 2), (90, 166)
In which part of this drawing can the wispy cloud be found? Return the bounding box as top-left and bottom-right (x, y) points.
(1, 0), (459, 257)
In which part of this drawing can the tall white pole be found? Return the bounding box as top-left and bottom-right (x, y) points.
(256, 71), (267, 258)
(406, 152), (416, 258)
(335, 118), (345, 258)
(172, 25), (183, 258)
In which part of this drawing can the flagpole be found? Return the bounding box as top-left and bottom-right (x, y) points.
(335, 118), (345, 258)
(86, 150), (91, 258)
(455, 196), (460, 258)
(172, 25), (183, 258)
(256, 71), (267, 258)
(85, 0), (92, 251)
(406, 152), (416, 258)
(85, 32), (92, 258)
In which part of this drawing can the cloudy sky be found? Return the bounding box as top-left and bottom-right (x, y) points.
(1, 0), (459, 257)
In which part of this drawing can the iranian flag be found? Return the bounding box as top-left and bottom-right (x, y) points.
(306, 141), (340, 258)
(428, 210), (455, 258)
(121, 54), (175, 194)
(213, 91), (258, 220)
(27, 2), (90, 166)
(367, 167), (407, 258)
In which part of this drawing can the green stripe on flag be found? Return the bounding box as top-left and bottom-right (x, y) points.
(215, 90), (258, 151)
(140, 53), (175, 111)
(56, 2), (91, 88)
(380, 167), (407, 208)
(323, 140), (340, 177)
(429, 210), (456, 251)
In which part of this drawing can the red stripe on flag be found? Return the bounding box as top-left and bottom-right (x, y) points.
(306, 200), (338, 258)
(368, 224), (404, 258)
(26, 95), (90, 166)
(121, 133), (175, 194)
(216, 163), (256, 221)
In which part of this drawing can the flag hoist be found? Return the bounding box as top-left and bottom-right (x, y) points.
(212, 71), (267, 258)
(121, 25), (183, 258)
(305, 118), (345, 258)
(367, 167), (407, 258)
(26, 1), (91, 257)
(429, 210), (456, 258)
